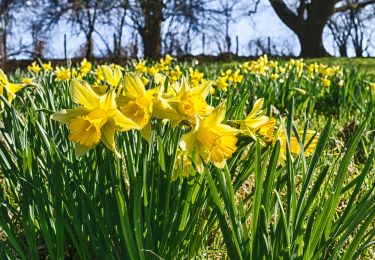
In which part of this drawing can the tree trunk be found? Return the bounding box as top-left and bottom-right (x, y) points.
(0, 9), (9, 64)
(338, 45), (348, 57)
(140, 0), (162, 58)
(0, 28), (6, 62)
(297, 24), (327, 57)
(268, 0), (335, 58)
(85, 29), (94, 59)
(354, 46), (363, 57)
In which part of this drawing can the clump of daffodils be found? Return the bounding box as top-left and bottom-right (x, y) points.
(46, 55), (322, 181)
(52, 79), (140, 156)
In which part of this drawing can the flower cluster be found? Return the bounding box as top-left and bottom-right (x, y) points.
(3, 56), (330, 180)
(49, 69), (318, 180)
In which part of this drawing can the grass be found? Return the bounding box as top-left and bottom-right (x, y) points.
(306, 57), (375, 75)
(0, 56), (374, 259)
(215, 57), (375, 75)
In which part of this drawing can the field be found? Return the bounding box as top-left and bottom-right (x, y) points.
(0, 56), (374, 259)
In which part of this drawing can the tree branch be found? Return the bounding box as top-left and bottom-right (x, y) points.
(334, 0), (375, 13)
(268, 0), (299, 30)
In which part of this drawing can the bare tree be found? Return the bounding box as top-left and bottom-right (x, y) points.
(113, 1), (129, 57)
(268, 0), (375, 57)
(215, 0), (260, 53)
(327, 0), (375, 57)
(161, 0), (260, 56)
(327, 13), (352, 56)
(348, 3), (374, 56)
(42, 0), (115, 59)
(124, 0), (164, 58)
(0, 0), (27, 63)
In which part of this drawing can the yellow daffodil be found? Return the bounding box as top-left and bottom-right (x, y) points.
(135, 60), (147, 74)
(179, 102), (239, 172)
(164, 54), (174, 63)
(92, 81), (108, 95)
(229, 69), (243, 84)
(100, 65), (122, 87)
(22, 77), (35, 85)
(110, 63), (124, 71)
(28, 62), (41, 74)
(0, 69), (24, 104)
(117, 73), (157, 142)
(94, 66), (105, 82)
(55, 67), (72, 81)
(258, 118), (276, 141)
(275, 124), (318, 164)
(43, 62), (53, 72)
(141, 76), (149, 85)
(154, 72), (167, 86)
(172, 150), (195, 180)
(188, 68), (204, 87)
(52, 79), (139, 156)
(157, 55), (174, 71)
(322, 77), (331, 87)
(270, 73), (279, 81)
(234, 98), (270, 140)
(215, 75), (229, 91)
(153, 77), (212, 127)
(169, 65), (182, 82)
(147, 66), (158, 76)
(79, 58), (92, 76)
(269, 61), (278, 68)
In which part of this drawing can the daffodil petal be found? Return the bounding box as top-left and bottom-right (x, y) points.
(201, 102), (226, 128)
(100, 90), (116, 111)
(70, 79), (100, 109)
(212, 160), (226, 169)
(101, 65), (121, 87)
(101, 121), (119, 155)
(0, 69), (8, 85)
(213, 124), (240, 135)
(175, 77), (189, 98)
(124, 73), (146, 98)
(248, 98), (264, 117)
(154, 73), (166, 85)
(6, 83), (23, 94)
(244, 116), (269, 129)
(140, 122), (152, 144)
(179, 131), (197, 153)
(153, 98), (180, 120)
(115, 96), (133, 107)
(6, 92), (16, 103)
(194, 156), (205, 174)
(109, 109), (140, 131)
(190, 80), (211, 98)
(51, 107), (89, 124)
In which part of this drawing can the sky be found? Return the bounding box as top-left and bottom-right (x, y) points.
(42, 1), (300, 59)
(10, 1), (375, 59)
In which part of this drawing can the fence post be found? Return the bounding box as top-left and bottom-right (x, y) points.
(64, 34), (67, 61)
(202, 33), (205, 54)
(236, 36), (239, 56)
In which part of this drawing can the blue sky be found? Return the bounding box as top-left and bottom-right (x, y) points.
(11, 1), (374, 59)
(41, 2), (300, 58)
